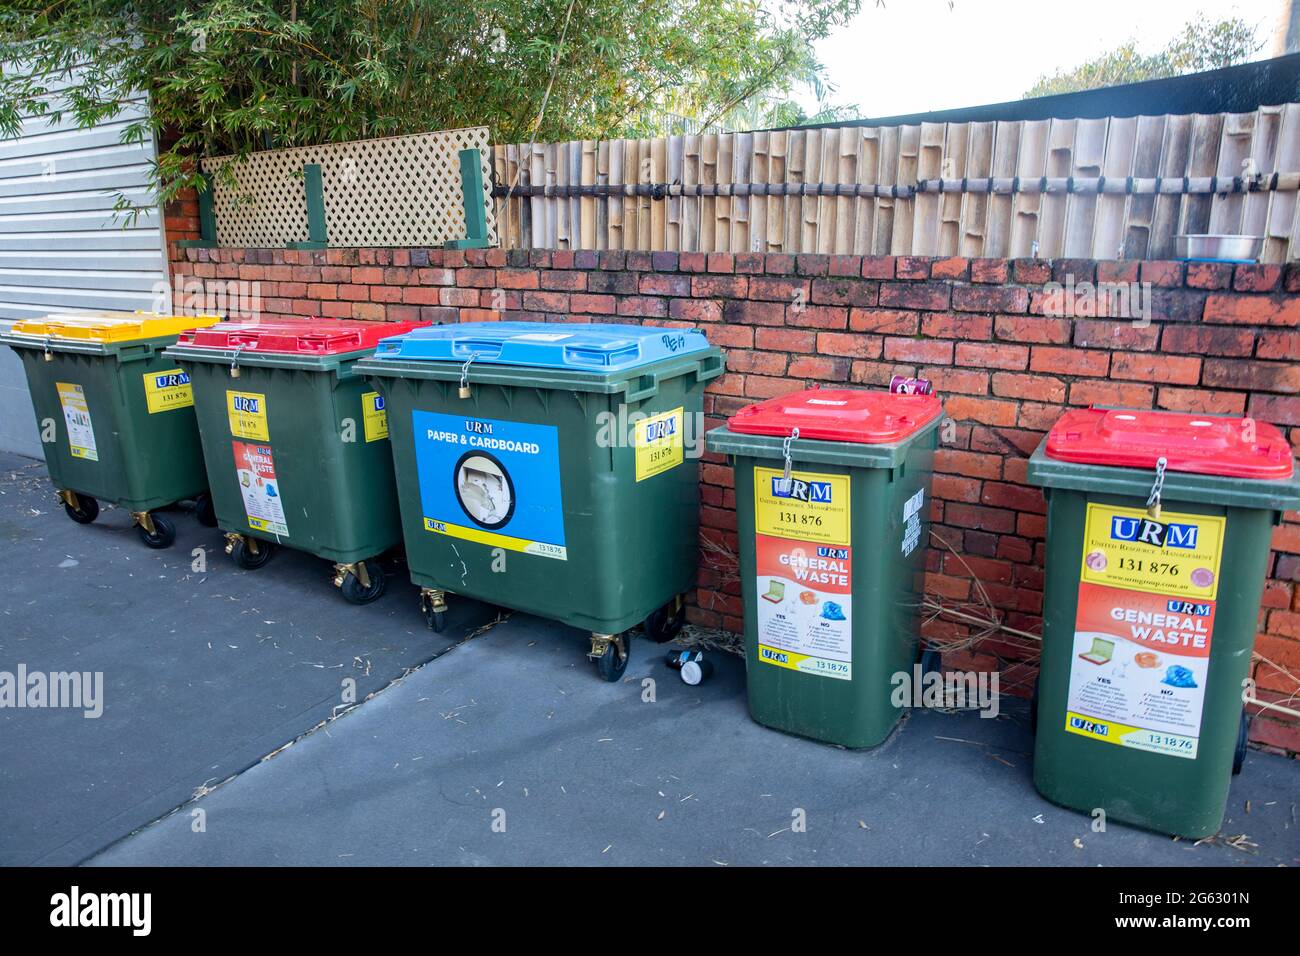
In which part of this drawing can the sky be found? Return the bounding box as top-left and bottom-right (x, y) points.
(798, 0), (1286, 118)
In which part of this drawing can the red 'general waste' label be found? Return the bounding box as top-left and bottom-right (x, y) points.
(1074, 582), (1214, 658)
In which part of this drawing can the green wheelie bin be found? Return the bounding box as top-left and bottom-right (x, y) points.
(355, 321), (724, 680)
(0, 311), (222, 547)
(705, 387), (943, 748)
(165, 317), (426, 603)
(1027, 407), (1300, 837)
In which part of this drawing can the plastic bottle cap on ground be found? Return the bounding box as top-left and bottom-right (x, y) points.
(727, 387), (943, 444)
(1044, 407), (1294, 480)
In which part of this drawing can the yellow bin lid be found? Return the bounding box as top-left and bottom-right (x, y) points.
(12, 310), (222, 343)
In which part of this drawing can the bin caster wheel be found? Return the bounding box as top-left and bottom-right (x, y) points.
(643, 597), (685, 643)
(594, 635), (630, 683)
(1233, 709), (1250, 775)
(137, 512), (176, 549)
(919, 645), (942, 677)
(420, 588), (449, 632)
(1031, 673), (1041, 736)
(229, 535), (272, 570)
(62, 493), (98, 525)
(339, 560), (385, 605)
(194, 493), (218, 528)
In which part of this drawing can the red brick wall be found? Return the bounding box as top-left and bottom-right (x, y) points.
(167, 227), (1300, 756)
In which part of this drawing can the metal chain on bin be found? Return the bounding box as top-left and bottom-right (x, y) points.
(459, 351), (480, 399)
(229, 345), (245, 379)
(782, 427), (800, 480)
(1146, 456), (1168, 520)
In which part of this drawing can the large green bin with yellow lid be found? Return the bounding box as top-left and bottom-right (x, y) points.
(1027, 407), (1300, 837)
(0, 311), (221, 547)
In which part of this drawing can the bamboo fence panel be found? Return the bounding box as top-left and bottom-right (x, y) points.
(493, 109), (1300, 261)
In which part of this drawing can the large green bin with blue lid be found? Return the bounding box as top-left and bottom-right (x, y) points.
(705, 386), (943, 748)
(355, 321), (723, 680)
(1027, 407), (1300, 838)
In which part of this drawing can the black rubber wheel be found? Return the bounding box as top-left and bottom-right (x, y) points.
(231, 536), (273, 570)
(596, 639), (630, 682)
(1233, 708), (1250, 775)
(340, 560), (386, 605)
(425, 605), (447, 633)
(643, 599), (685, 643)
(63, 494), (98, 524)
(194, 493), (218, 528)
(1031, 673), (1041, 736)
(137, 512), (176, 549)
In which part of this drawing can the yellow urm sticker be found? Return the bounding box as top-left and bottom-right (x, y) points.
(1079, 503), (1224, 601)
(362, 391), (388, 442)
(754, 466), (850, 546)
(1064, 711), (1199, 759)
(635, 406), (684, 481)
(227, 390), (269, 441)
(143, 368), (194, 414)
(423, 517), (567, 561)
(758, 643), (852, 680)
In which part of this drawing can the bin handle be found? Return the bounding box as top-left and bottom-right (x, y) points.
(115, 342), (155, 362)
(624, 371), (659, 403)
(695, 352), (724, 383)
(451, 340), (504, 360)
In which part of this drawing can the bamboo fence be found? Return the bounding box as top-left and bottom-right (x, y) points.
(492, 106), (1300, 262)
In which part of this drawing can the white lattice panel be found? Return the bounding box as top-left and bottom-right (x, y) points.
(202, 128), (497, 248)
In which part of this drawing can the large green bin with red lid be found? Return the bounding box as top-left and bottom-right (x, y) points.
(1027, 407), (1300, 837)
(705, 386), (943, 748)
(166, 317), (427, 602)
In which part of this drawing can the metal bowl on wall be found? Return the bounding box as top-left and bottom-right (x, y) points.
(1175, 234), (1265, 263)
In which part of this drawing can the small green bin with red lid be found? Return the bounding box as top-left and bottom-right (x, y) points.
(166, 316), (427, 602)
(1027, 407), (1300, 837)
(706, 386), (944, 748)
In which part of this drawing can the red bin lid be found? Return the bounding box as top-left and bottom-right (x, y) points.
(1044, 407), (1294, 480)
(176, 317), (428, 355)
(727, 387), (943, 444)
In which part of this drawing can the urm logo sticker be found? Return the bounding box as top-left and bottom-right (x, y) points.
(1110, 516), (1198, 549)
(771, 478), (832, 503)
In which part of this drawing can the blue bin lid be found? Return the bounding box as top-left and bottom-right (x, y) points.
(370, 321), (711, 372)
